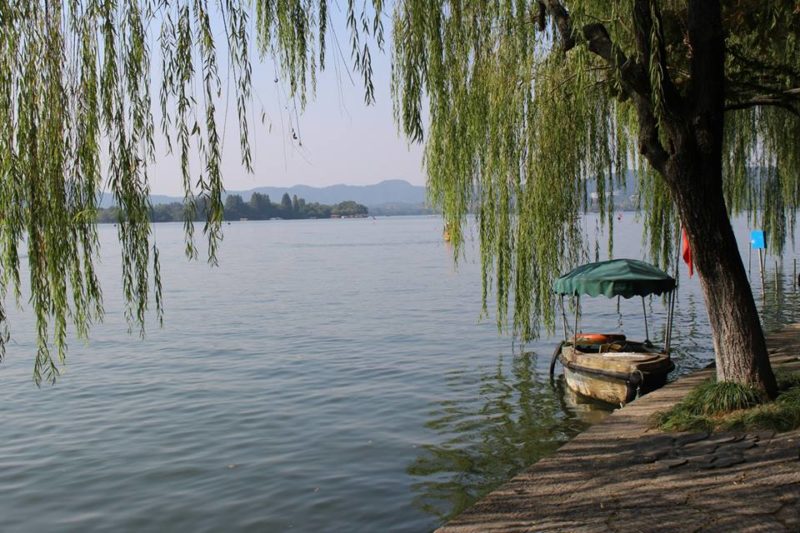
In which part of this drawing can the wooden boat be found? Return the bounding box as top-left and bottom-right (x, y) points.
(550, 259), (677, 406)
(558, 375), (615, 424)
(557, 337), (674, 405)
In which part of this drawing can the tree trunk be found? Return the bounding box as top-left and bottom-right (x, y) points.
(672, 160), (778, 398)
(573, 0), (778, 396)
(657, 0), (778, 398)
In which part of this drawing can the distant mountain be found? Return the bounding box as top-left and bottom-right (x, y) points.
(233, 179), (427, 206)
(97, 193), (185, 208)
(98, 179), (427, 208)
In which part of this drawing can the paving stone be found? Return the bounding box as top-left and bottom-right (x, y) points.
(710, 453), (745, 468)
(658, 458), (688, 469)
(722, 440), (758, 452)
(748, 430), (776, 443)
(675, 432), (710, 447)
(696, 514), (787, 532)
(696, 455), (719, 469)
(436, 332), (800, 533)
(705, 433), (745, 445)
(680, 441), (720, 457)
(775, 507), (800, 531)
(637, 448), (671, 463)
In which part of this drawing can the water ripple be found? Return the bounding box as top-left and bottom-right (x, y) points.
(2, 215), (799, 532)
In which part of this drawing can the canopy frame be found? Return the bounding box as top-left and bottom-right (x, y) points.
(553, 258), (676, 298)
(555, 259), (675, 350)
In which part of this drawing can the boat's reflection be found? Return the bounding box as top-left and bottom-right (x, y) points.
(559, 379), (616, 424)
(407, 266), (800, 525)
(407, 351), (613, 523)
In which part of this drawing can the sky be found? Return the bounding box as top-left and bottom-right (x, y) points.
(148, 6), (425, 196)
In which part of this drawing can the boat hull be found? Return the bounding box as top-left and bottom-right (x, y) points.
(558, 342), (673, 405)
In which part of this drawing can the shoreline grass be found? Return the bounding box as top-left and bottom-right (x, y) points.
(653, 371), (800, 433)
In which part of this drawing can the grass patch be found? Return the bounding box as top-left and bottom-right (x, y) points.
(776, 369), (800, 389)
(653, 371), (800, 433)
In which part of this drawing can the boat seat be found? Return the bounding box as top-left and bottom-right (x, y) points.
(601, 352), (662, 362)
(575, 342), (626, 353)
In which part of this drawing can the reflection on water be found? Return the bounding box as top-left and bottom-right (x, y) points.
(407, 351), (612, 522)
(410, 246), (800, 526)
(758, 266), (800, 331)
(668, 292), (708, 374)
(4, 216), (800, 532)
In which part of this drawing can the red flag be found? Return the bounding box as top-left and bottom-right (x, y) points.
(681, 228), (693, 278)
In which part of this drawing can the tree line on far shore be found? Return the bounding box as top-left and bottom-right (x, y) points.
(97, 192), (369, 223)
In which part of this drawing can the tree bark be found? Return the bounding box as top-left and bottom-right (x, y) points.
(662, 0), (778, 397)
(667, 153), (778, 398)
(548, 0), (778, 396)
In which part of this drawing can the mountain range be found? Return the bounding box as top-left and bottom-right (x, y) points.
(99, 171), (648, 213)
(99, 179), (428, 209)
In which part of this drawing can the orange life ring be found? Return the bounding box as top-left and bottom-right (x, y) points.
(573, 333), (626, 345)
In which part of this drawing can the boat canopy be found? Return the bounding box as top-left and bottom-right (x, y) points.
(553, 259), (676, 299)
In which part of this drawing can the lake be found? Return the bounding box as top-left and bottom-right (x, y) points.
(1, 215), (799, 532)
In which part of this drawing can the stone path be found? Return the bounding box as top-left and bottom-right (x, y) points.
(436, 325), (800, 532)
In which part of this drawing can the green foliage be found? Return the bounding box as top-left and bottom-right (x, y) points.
(391, 1), (641, 338)
(678, 379), (764, 415)
(331, 200), (369, 217)
(97, 194), (367, 222)
(254, 0), (383, 106)
(221, 193), (366, 219)
(0, 1), (382, 383)
(654, 372), (800, 433)
(776, 369), (800, 389)
(390, 1), (800, 341)
(721, 400), (800, 433)
(3, 1), (800, 383)
(280, 193), (293, 214)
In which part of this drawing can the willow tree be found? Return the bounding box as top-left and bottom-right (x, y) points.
(0, 0), (380, 384)
(3, 1), (799, 396)
(390, 0), (800, 397)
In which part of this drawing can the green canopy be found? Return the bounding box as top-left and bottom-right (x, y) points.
(553, 259), (676, 299)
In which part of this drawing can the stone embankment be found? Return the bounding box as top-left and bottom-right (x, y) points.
(437, 325), (800, 532)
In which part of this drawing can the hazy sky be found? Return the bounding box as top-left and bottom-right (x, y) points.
(148, 8), (425, 196)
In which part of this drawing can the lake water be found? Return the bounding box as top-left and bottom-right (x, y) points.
(2, 215), (799, 532)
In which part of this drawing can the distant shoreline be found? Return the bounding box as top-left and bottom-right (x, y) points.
(95, 213), (441, 224)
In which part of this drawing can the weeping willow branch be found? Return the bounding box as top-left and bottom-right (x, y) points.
(724, 95), (800, 117)
(392, 0), (800, 343)
(0, 0), (381, 384)
(2, 0), (799, 382)
(545, 1), (672, 173)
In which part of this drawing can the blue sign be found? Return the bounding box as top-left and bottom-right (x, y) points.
(751, 230), (766, 250)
